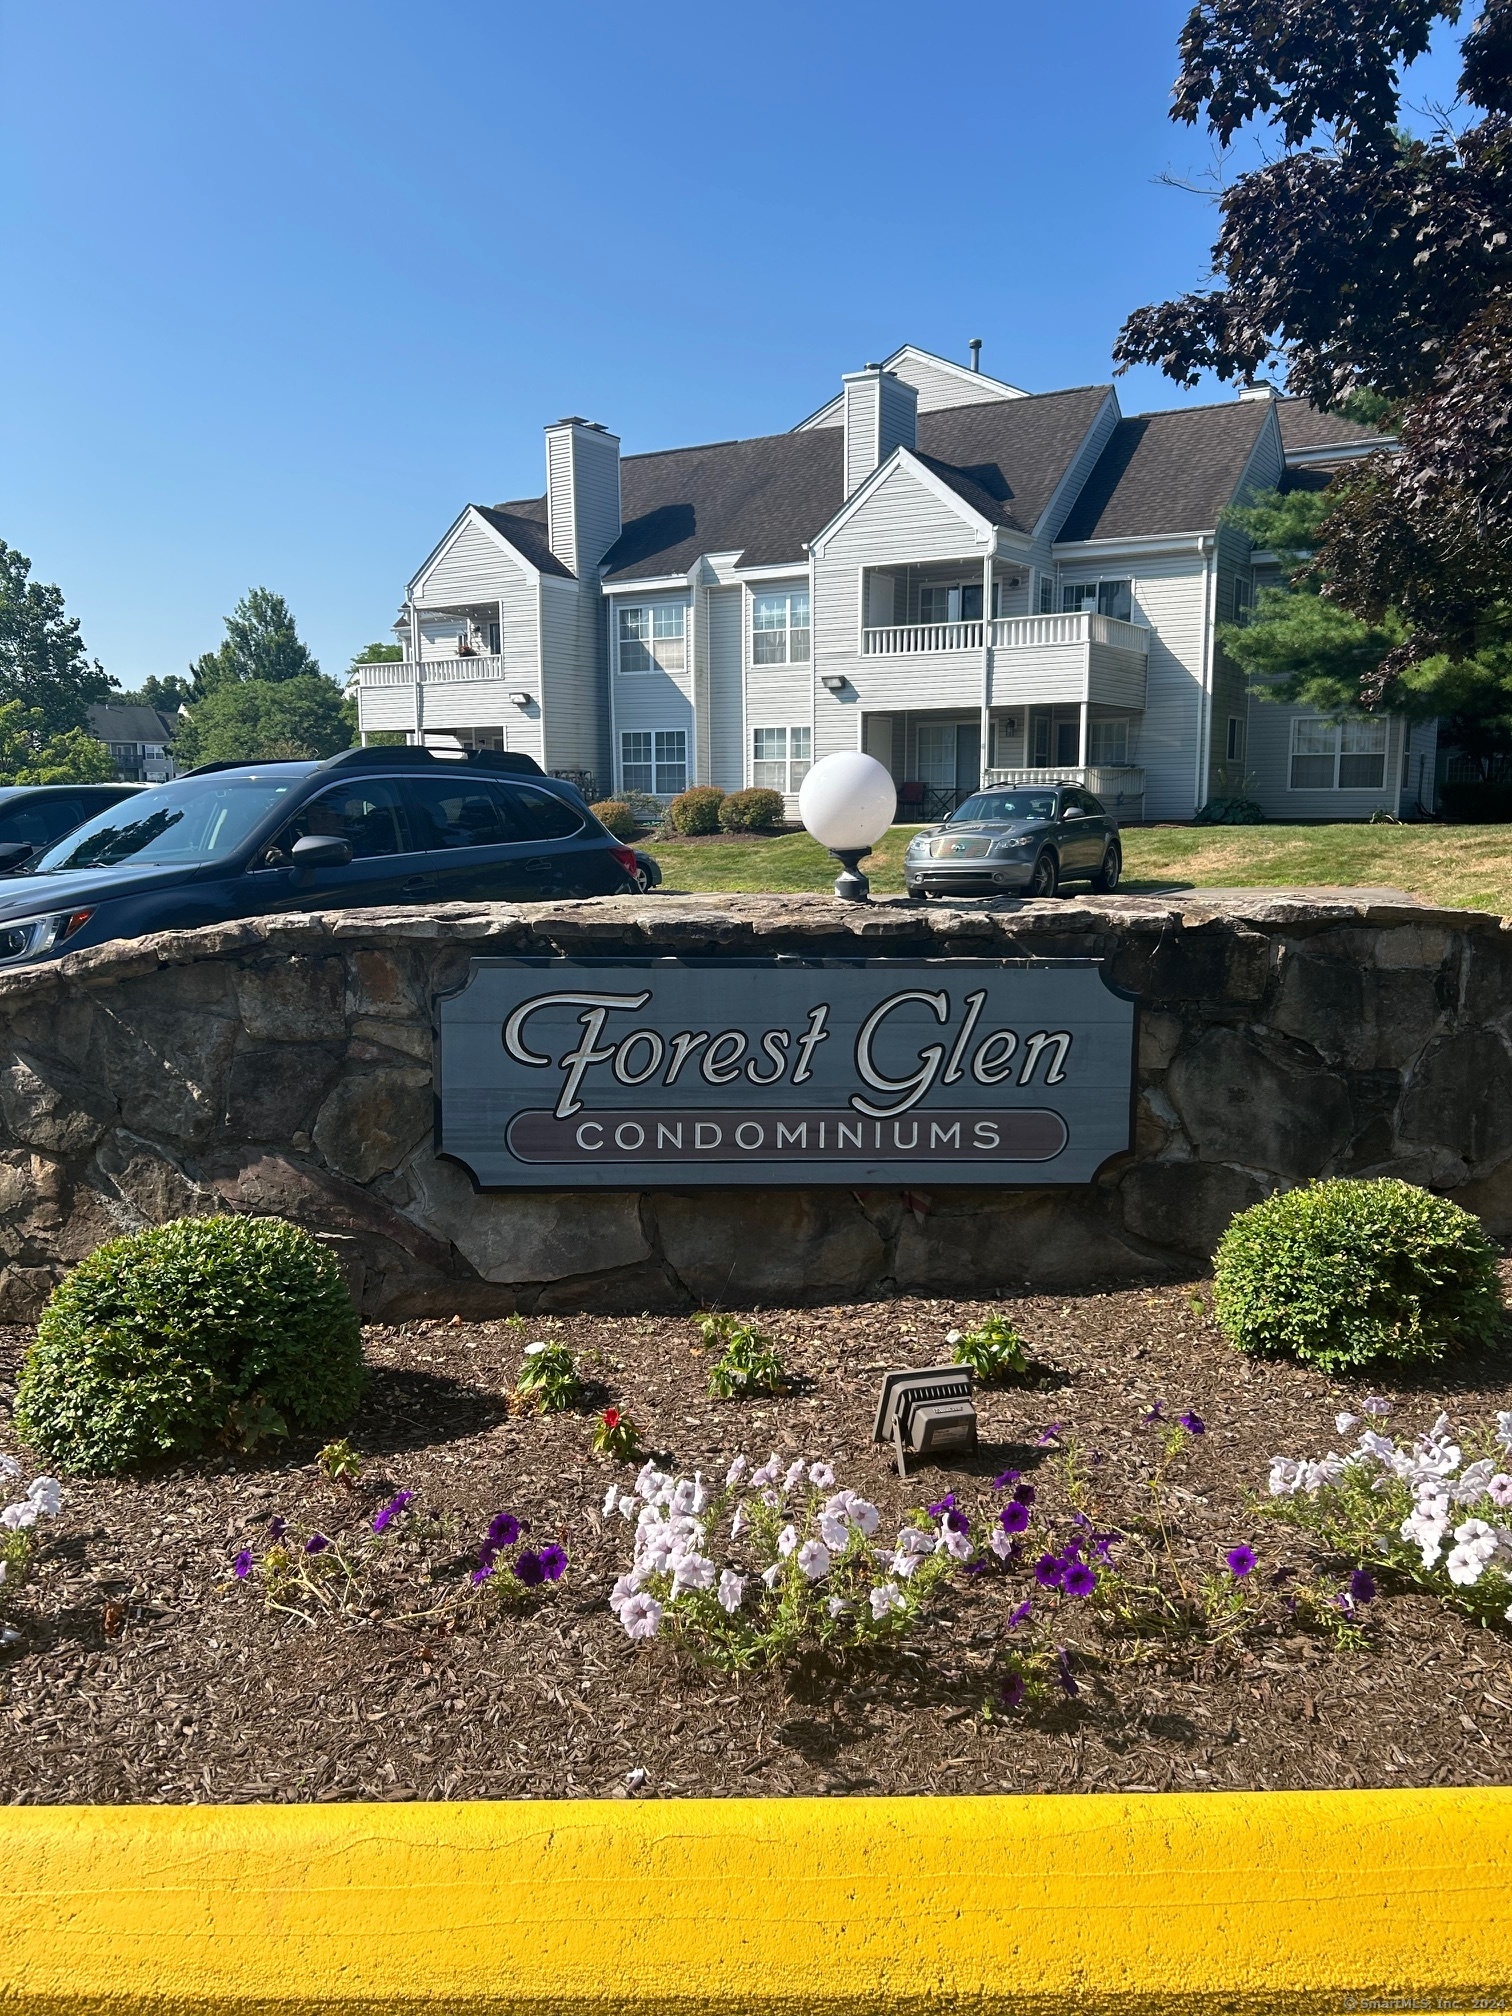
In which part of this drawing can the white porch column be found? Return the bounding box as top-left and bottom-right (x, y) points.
(980, 551), (993, 785)
(1077, 699), (1089, 772)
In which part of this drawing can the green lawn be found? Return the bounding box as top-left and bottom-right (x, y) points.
(648, 823), (1512, 914)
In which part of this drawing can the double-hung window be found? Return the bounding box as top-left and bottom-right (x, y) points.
(751, 725), (812, 792)
(618, 603), (686, 674)
(621, 729), (688, 796)
(1087, 719), (1128, 766)
(1289, 716), (1388, 791)
(751, 590), (810, 665)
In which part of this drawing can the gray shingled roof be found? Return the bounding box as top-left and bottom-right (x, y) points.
(88, 703), (176, 742)
(1055, 401), (1272, 543)
(474, 503), (573, 578)
(1276, 399), (1391, 453)
(914, 387), (1111, 535)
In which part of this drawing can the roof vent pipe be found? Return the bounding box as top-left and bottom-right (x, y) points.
(969, 338), (982, 373)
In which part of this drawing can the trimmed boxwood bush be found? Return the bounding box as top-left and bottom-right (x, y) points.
(718, 787), (785, 833)
(1213, 1177), (1504, 1372)
(668, 786), (726, 835)
(591, 798), (639, 840)
(15, 1215), (363, 1473)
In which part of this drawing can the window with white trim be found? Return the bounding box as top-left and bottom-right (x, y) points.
(621, 729), (687, 796)
(1289, 715), (1387, 791)
(617, 603), (686, 674)
(751, 725), (812, 793)
(1087, 719), (1128, 766)
(751, 590), (810, 665)
(1062, 579), (1133, 622)
(1227, 716), (1247, 762)
(1232, 575), (1253, 625)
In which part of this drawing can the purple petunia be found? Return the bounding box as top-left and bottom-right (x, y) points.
(1178, 1411), (1205, 1436)
(1092, 1530), (1122, 1562)
(1063, 1562), (1097, 1599)
(268, 1516), (287, 1541)
(470, 1559), (495, 1586)
(305, 1533), (329, 1555)
(1035, 1423), (1064, 1447)
(992, 1469), (1022, 1491)
(1007, 1600), (1033, 1630)
(1142, 1402), (1164, 1425)
(1226, 1544), (1256, 1579)
(1000, 1501), (1031, 1536)
(232, 1549), (253, 1580)
(373, 1491), (414, 1535)
(999, 1674), (1026, 1710)
(1034, 1553), (1066, 1590)
(538, 1544), (567, 1583)
(1055, 1648), (1079, 1698)
(513, 1551), (546, 1587)
(926, 1494), (956, 1517)
(488, 1511), (522, 1549)
(944, 1509), (969, 1535)
(1013, 1484), (1036, 1506)
(1349, 1568), (1377, 1604)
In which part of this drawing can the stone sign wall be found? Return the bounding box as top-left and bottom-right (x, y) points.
(0, 890), (1505, 1319)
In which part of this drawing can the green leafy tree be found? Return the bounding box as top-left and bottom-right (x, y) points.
(173, 675), (354, 768)
(0, 541), (113, 737)
(1115, 0), (1512, 683)
(117, 674), (193, 713)
(349, 641), (402, 670)
(190, 588), (320, 697)
(0, 701), (116, 784)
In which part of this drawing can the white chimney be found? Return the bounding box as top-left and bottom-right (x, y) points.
(842, 366), (918, 495)
(1238, 381), (1279, 402)
(544, 418), (622, 575)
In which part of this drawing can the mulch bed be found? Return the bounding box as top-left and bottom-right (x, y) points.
(3, 1279), (1512, 1806)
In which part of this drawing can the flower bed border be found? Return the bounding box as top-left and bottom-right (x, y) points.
(3, 1790), (1509, 2013)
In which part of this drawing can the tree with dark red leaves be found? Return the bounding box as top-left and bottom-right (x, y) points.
(1116, 1), (1512, 693)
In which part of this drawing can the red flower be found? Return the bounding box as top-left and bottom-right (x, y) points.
(603, 1408), (620, 1429)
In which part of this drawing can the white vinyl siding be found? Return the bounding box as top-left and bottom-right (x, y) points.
(1245, 692), (1406, 818)
(539, 575), (606, 785)
(707, 586), (744, 791)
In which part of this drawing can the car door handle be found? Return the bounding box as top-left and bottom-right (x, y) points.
(524, 857), (552, 873)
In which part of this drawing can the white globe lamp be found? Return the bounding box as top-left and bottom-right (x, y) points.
(798, 751), (898, 903)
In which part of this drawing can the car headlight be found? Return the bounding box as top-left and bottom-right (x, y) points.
(990, 836), (1033, 855)
(905, 834), (932, 854)
(0, 908), (94, 964)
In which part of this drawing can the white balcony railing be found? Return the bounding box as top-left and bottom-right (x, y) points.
(862, 621), (983, 655)
(861, 613), (1150, 657)
(989, 613), (1150, 654)
(352, 654), (506, 687)
(984, 764), (1146, 805)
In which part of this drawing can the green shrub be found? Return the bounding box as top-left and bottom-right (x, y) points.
(15, 1215), (363, 1474)
(718, 788), (785, 833)
(948, 1313), (1029, 1382)
(699, 1313), (786, 1398)
(513, 1340), (580, 1413)
(591, 799), (640, 840)
(668, 786), (726, 835)
(617, 789), (667, 829)
(1213, 1178), (1504, 1372)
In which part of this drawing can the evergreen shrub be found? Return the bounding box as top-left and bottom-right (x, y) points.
(718, 788), (785, 833)
(668, 786), (726, 835)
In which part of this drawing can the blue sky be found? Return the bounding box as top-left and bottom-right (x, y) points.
(0, 1), (1466, 690)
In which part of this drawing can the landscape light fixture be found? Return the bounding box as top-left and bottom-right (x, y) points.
(798, 749), (897, 903)
(872, 1366), (978, 1478)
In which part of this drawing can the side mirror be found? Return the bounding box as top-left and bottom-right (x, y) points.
(0, 843), (36, 873)
(1062, 805), (1084, 820)
(290, 834), (353, 872)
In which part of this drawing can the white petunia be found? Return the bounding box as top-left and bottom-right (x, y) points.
(825, 1490), (880, 1537)
(1268, 1458), (1306, 1496)
(1489, 1475), (1512, 1509)
(619, 1592), (663, 1639)
(1453, 1519), (1498, 1564)
(1446, 1543), (1487, 1587)
(634, 1460), (665, 1501)
(1335, 1413), (1359, 1435)
(782, 1460), (808, 1493)
(761, 1562), (782, 1589)
(725, 1454), (749, 1488)
(761, 1488), (781, 1509)
(523, 1341), (547, 1356)
(1361, 1395), (1393, 1417)
(750, 1454), (781, 1488)
(869, 1582), (905, 1620)
(609, 1572), (638, 1615)
(0, 1455), (19, 1483)
(989, 1527), (1015, 1561)
(717, 1568), (745, 1613)
(826, 1596), (850, 1619)
(819, 1513), (850, 1551)
(945, 1329), (962, 1345)
(797, 1539), (831, 1581)
(731, 1504), (748, 1539)
(940, 1522), (973, 1563)
(672, 1552), (716, 1596)
(808, 1462), (835, 1489)
(618, 1495), (637, 1520)
(1454, 1460), (1496, 1504)
(0, 1501), (38, 1531)
(603, 1484), (620, 1516)
(1496, 1411), (1512, 1453)
(777, 1524), (798, 1557)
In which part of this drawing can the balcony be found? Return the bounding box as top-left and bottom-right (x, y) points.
(863, 621), (983, 655)
(984, 764), (1146, 811)
(860, 612), (1149, 657)
(352, 654), (506, 687)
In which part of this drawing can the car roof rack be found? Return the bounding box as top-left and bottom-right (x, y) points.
(184, 746), (545, 781)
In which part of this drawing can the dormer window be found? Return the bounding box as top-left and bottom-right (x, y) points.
(752, 590), (810, 665)
(618, 603), (686, 674)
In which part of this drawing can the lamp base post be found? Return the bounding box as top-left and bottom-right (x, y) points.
(830, 847), (871, 902)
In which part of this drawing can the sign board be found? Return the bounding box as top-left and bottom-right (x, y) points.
(435, 957), (1134, 1189)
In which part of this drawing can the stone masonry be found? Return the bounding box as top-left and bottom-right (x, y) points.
(0, 890), (1506, 1319)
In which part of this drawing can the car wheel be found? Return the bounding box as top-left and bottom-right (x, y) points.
(1090, 842), (1122, 893)
(905, 886), (928, 903)
(634, 863), (654, 893)
(1028, 850), (1059, 900)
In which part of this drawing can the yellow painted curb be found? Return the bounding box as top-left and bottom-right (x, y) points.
(1, 1790), (1509, 2013)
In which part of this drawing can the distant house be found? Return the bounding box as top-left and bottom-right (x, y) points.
(87, 704), (177, 783)
(353, 342), (1408, 821)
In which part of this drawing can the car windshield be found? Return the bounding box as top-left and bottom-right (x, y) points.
(28, 773), (313, 872)
(949, 791), (1058, 824)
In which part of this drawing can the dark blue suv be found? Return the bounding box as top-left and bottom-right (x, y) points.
(0, 747), (640, 967)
